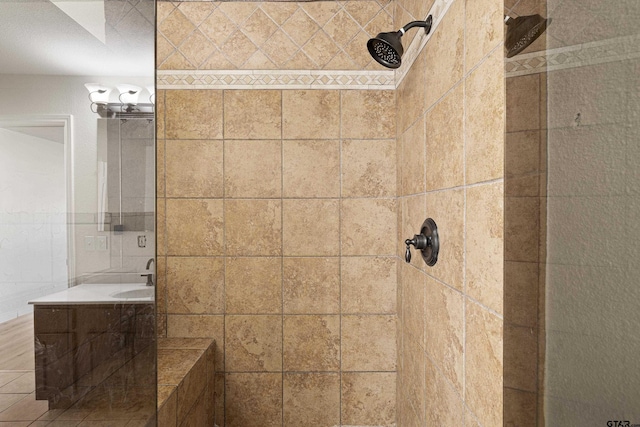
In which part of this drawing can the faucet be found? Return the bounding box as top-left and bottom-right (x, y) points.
(141, 258), (154, 286)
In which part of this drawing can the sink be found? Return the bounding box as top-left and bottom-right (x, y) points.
(111, 288), (154, 300)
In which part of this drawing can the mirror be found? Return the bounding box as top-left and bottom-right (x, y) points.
(98, 116), (156, 234)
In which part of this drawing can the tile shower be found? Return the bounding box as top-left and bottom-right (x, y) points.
(395, 0), (504, 425)
(156, 0), (505, 426)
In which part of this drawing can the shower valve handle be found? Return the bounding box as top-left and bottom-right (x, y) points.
(404, 218), (440, 266)
(405, 235), (429, 263)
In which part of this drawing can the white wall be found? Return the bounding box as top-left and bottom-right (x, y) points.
(0, 128), (66, 322)
(0, 74), (153, 286)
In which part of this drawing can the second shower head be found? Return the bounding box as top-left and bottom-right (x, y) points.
(367, 15), (433, 69)
(504, 14), (551, 58)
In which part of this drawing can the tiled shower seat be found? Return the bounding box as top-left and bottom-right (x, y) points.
(157, 338), (216, 427)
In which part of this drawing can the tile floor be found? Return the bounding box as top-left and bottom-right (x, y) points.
(0, 314), (155, 427)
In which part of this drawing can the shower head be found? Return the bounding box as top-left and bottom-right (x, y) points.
(367, 15), (433, 69)
(368, 32), (404, 68)
(505, 14), (551, 58)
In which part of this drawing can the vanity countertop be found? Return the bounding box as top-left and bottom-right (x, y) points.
(28, 282), (154, 305)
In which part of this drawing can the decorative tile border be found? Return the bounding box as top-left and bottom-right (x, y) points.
(506, 33), (640, 77)
(155, 0), (454, 90)
(159, 1), (639, 87)
(157, 69), (395, 89)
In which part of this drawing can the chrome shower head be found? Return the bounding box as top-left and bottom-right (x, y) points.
(367, 16), (433, 69)
(505, 14), (551, 58)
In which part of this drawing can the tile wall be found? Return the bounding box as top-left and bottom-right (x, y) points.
(157, 0), (509, 425)
(156, 86), (398, 425)
(157, 0), (393, 70)
(157, 1), (397, 427)
(395, 0), (505, 426)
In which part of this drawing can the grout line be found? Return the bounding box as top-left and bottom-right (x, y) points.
(338, 88), (343, 427)
(221, 88), (227, 427)
(195, 12), (229, 70)
(200, 312), (401, 317)
(396, 178), (505, 198)
(161, 195), (398, 200)
(465, 42), (504, 80)
(162, 254), (396, 259)
(461, 0), (468, 414)
(162, 89), (168, 338)
(280, 88), (285, 427)
(225, 369), (394, 375)
(160, 136), (394, 141)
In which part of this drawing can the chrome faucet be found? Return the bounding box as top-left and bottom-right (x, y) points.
(141, 258), (154, 286)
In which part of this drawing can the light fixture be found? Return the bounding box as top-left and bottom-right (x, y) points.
(504, 14), (550, 58)
(367, 16), (433, 69)
(84, 83), (154, 119)
(117, 84), (142, 107)
(146, 85), (155, 105)
(84, 83), (112, 115)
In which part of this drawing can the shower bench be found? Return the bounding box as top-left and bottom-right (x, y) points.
(157, 337), (216, 427)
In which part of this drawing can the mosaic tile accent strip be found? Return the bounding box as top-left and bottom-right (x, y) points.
(156, 69), (395, 89)
(506, 33), (640, 77)
(157, 0), (393, 71)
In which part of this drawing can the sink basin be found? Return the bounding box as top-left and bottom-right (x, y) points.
(111, 288), (154, 300)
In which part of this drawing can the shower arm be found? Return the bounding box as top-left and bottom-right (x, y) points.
(399, 19), (433, 36)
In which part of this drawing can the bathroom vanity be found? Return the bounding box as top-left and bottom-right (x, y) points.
(29, 283), (155, 409)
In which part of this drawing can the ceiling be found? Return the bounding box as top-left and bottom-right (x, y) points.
(0, 0), (154, 77)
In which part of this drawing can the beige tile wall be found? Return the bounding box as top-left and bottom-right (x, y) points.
(157, 87), (397, 426)
(393, 0), (434, 50)
(157, 0), (393, 70)
(157, 0), (511, 425)
(395, 0), (505, 426)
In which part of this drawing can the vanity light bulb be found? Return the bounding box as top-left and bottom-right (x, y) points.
(117, 84), (142, 105)
(84, 83), (112, 104)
